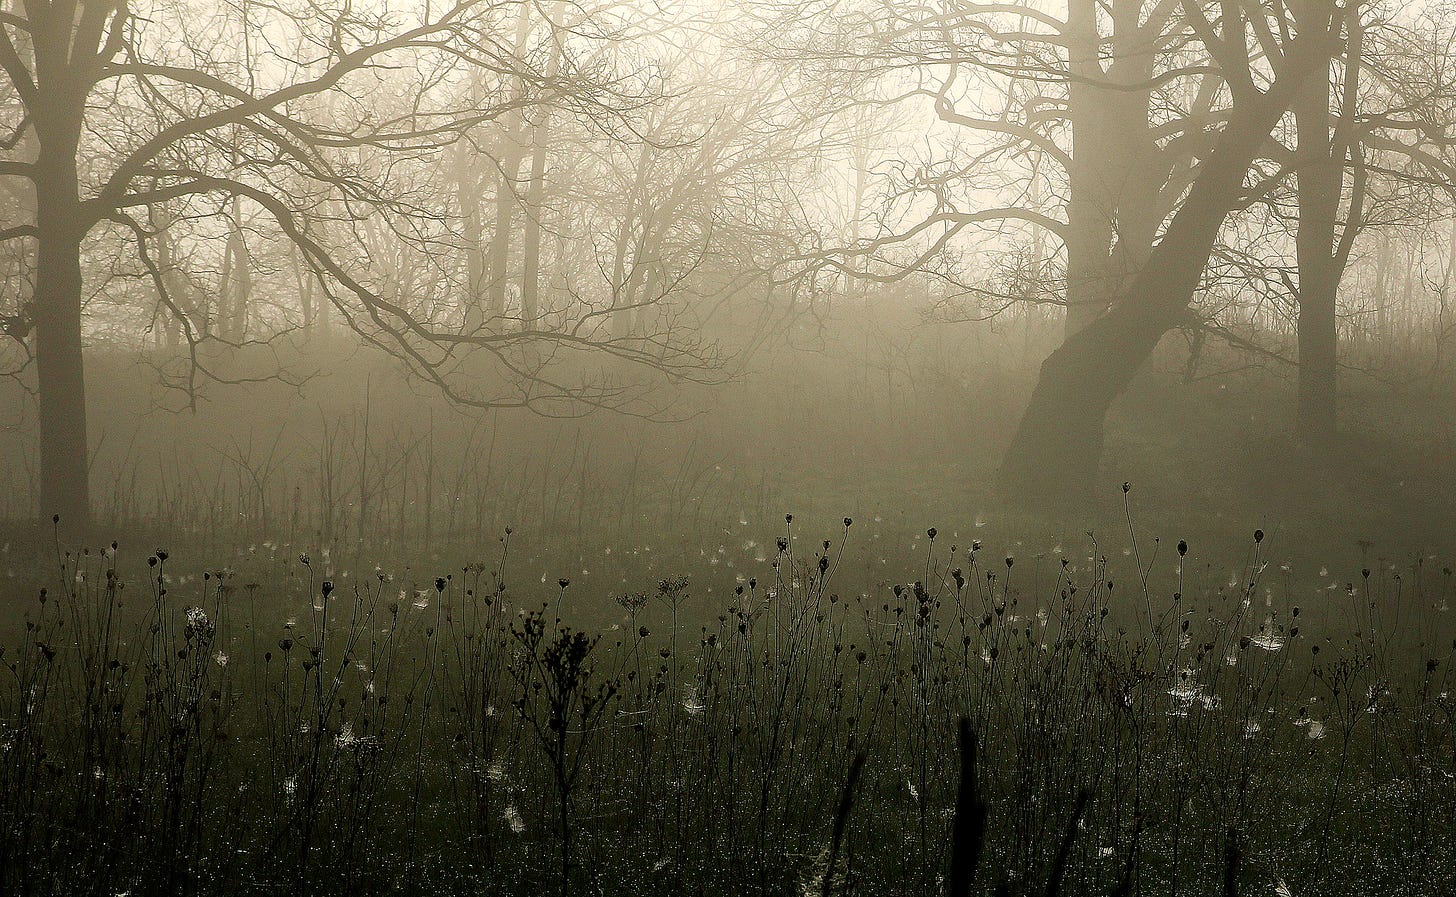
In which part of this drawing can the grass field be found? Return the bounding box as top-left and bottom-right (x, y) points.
(1, 499), (1452, 897)
(3, 337), (1455, 895)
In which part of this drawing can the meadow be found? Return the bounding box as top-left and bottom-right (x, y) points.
(2, 330), (1455, 896)
(1, 503), (1452, 896)
(5, 0), (1456, 890)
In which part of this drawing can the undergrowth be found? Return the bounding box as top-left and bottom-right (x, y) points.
(1, 517), (1453, 896)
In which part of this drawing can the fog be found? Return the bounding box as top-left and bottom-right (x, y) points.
(3, 1), (1456, 895)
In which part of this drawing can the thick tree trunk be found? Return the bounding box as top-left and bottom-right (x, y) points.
(33, 130), (90, 529)
(999, 97), (1295, 501)
(1063, 0), (1115, 337)
(1295, 66), (1340, 443)
(1063, 0), (1162, 338)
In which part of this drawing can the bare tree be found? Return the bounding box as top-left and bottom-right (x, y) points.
(769, 0), (1373, 499)
(0, 0), (728, 529)
(997, 1), (1346, 499)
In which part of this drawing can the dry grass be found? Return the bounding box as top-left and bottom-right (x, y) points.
(1, 516), (1453, 896)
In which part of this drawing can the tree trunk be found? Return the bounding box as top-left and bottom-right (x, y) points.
(1372, 236), (1390, 344)
(1295, 62), (1339, 443)
(1063, 0), (1115, 337)
(999, 97), (1296, 501)
(520, 6), (562, 330)
(481, 5), (535, 330)
(1063, 0), (1163, 338)
(455, 73), (489, 331)
(611, 141), (653, 340)
(520, 116), (550, 330)
(221, 196), (251, 341)
(155, 211), (187, 348)
(457, 158), (487, 326)
(33, 126), (90, 530)
(486, 150), (523, 326)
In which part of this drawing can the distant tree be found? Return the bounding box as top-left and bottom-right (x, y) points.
(1289, 4), (1354, 442)
(0, 0), (728, 529)
(1209, 0), (1456, 444)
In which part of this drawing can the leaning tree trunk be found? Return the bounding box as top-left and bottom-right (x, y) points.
(32, 122), (90, 530)
(999, 94), (1302, 502)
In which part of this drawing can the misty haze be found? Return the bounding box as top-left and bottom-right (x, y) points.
(2, 0), (1454, 894)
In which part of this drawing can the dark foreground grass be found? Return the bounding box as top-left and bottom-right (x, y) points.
(2, 520), (1454, 897)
